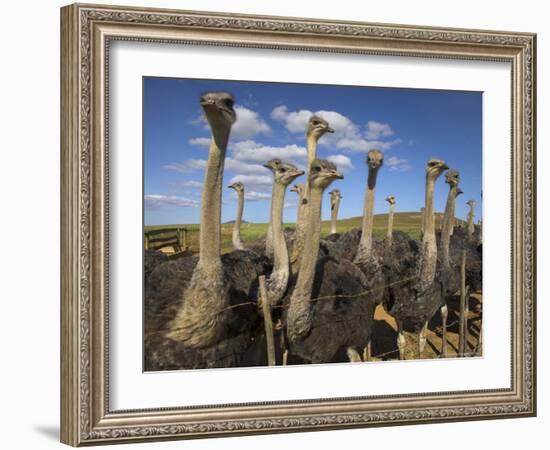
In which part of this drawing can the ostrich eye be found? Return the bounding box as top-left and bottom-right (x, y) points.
(312, 120), (319, 125)
(313, 166), (321, 172)
(279, 167), (287, 173)
(225, 99), (234, 108)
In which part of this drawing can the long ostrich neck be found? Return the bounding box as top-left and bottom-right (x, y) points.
(302, 135), (318, 211)
(357, 167), (379, 261)
(330, 197), (340, 234)
(271, 182), (289, 277)
(295, 190), (304, 224)
(291, 135), (318, 267)
(387, 203), (395, 238)
(441, 184), (458, 267)
(293, 186), (323, 301)
(198, 135), (227, 271)
(232, 190), (244, 249)
(467, 205), (475, 229)
(418, 174), (438, 288)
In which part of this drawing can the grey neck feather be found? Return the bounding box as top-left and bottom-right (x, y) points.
(330, 196), (340, 234)
(287, 185), (324, 342)
(418, 173), (438, 290)
(387, 203), (395, 240)
(266, 181), (290, 305)
(441, 184), (458, 268)
(355, 166), (380, 263)
(291, 134), (318, 267)
(232, 190), (245, 250)
(198, 135), (227, 273)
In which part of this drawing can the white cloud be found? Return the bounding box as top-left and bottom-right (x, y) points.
(179, 180), (203, 188)
(284, 201), (298, 209)
(232, 106), (271, 139)
(271, 105), (400, 153)
(163, 159), (207, 173)
(144, 194), (199, 209)
(365, 121), (394, 140)
(228, 174), (273, 190)
(386, 156), (412, 172)
(189, 105), (270, 140)
(244, 191), (272, 201)
(189, 137), (210, 147)
(230, 140), (306, 165)
(326, 154), (354, 173)
(225, 157), (270, 175)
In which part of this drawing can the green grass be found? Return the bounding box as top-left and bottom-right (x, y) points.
(145, 212), (467, 254)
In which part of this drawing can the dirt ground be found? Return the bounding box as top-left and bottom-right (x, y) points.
(369, 292), (483, 361)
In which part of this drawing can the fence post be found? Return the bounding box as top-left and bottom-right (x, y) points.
(459, 250), (466, 357)
(144, 233), (149, 250)
(258, 275), (276, 366)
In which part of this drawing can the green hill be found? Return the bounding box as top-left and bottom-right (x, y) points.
(145, 212), (466, 255)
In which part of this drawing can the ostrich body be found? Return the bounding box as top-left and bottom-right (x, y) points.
(329, 189), (342, 235)
(385, 195), (396, 249)
(228, 182), (246, 251)
(263, 159), (304, 307)
(291, 116), (334, 270)
(285, 160), (375, 364)
(155, 92), (269, 370)
(387, 159), (449, 359)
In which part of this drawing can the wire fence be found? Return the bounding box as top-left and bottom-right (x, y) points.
(146, 270), (482, 365)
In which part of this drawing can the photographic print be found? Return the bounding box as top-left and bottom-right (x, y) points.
(143, 78), (483, 371)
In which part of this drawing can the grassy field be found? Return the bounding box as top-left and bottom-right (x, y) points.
(145, 211), (468, 255)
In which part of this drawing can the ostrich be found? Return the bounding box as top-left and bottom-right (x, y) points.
(263, 159), (304, 307)
(466, 200), (476, 238)
(387, 159), (449, 359)
(291, 116), (334, 269)
(285, 160), (376, 364)
(329, 189), (342, 235)
(290, 183), (305, 226)
(148, 92), (270, 369)
(385, 195), (396, 249)
(228, 182), (245, 251)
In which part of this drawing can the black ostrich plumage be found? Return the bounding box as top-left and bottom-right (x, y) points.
(144, 250), (272, 370)
(381, 231), (445, 332)
(447, 227), (482, 292)
(143, 249), (168, 285)
(281, 254), (376, 364)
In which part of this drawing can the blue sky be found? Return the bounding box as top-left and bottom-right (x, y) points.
(144, 77), (482, 226)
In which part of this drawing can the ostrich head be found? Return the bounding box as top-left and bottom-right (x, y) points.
(227, 181), (244, 193)
(467, 199), (476, 208)
(309, 159), (344, 190)
(366, 149), (384, 170)
(200, 91), (236, 145)
(426, 158), (449, 179)
(264, 159), (304, 186)
(445, 169), (460, 187)
(307, 115), (334, 140)
(386, 195), (396, 205)
(456, 188), (464, 197)
(290, 183), (304, 195)
(329, 189), (342, 202)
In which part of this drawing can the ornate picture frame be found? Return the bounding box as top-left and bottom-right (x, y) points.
(60, 3), (536, 446)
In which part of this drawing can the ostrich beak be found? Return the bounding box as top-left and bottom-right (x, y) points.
(293, 170), (305, 177)
(441, 163), (449, 171)
(326, 126), (335, 133)
(330, 170), (344, 180)
(263, 163), (272, 169)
